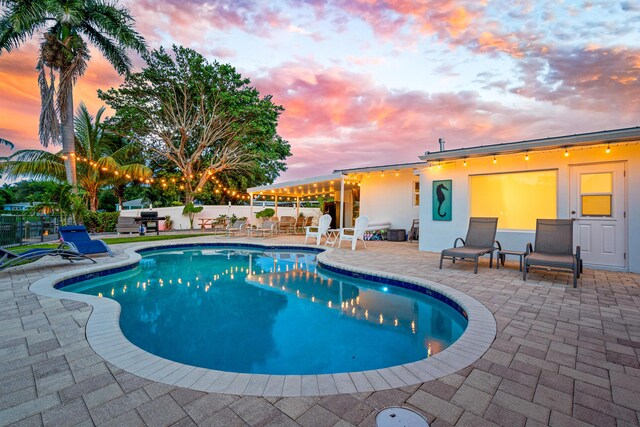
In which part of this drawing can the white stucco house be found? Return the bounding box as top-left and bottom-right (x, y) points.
(249, 127), (640, 273)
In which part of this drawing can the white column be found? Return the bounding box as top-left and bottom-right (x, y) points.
(249, 193), (254, 225)
(275, 195), (279, 217)
(296, 197), (300, 217)
(340, 176), (345, 228)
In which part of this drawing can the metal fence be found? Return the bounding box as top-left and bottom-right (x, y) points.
(0, 215), (63, 248)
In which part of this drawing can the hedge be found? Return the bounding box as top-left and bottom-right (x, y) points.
(80, 211), (120, 233)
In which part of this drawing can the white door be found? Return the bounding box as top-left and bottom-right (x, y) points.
(569, 162), (627, 269)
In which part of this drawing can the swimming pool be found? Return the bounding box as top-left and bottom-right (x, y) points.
(60, 245), (467, 375)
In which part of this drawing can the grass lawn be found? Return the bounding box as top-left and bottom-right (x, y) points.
(10, 233), (219, 253)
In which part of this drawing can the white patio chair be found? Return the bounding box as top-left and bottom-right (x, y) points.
(338, 216), (369, 251)
(305, 214), (332, 245)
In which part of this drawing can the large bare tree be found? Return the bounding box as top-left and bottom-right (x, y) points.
(99, 45), (290, 205)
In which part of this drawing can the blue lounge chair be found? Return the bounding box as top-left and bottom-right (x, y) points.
(0, 247), (96, 271)
(59, 225), (113, 256)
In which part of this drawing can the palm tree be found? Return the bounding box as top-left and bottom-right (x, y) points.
(0, 0), (147, 187)
(0, 103), (151, 211)
(23, 181), (83, 225)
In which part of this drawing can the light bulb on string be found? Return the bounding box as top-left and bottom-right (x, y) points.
(564, 149), (569, 157)
(606, 144), (611, 154)
(525, 152), (529, 161)
(493, 156), (497, 164)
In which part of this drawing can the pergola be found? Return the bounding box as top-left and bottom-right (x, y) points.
(247, 172), (359, 228)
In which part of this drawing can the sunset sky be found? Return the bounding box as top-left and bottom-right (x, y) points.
(1, 0), (639, 181)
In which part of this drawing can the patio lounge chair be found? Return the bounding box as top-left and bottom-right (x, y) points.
(338, 216), (369, 251)
(0, 247), (96, 271)
(58, 226), (113, 256)
(305, 214), (332, 245)
(439, 217), (499, 274)
(226, 220), (247, 237)
(523, 219), (582, 287)
(278, 216), (295, 234)
(211, 217), (229, 234)
(250, 221), (277, 238)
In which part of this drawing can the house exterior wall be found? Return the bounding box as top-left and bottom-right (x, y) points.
(359, 169), (420, 231)
(418, 144), (640, 272)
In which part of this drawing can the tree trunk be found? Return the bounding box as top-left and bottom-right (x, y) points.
(114, 185), (124, 211)
(61, 86), (77, 188)
(90, 190), (98, 212)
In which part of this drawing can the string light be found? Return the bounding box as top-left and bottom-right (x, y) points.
(564, 148), (569, 157)
(463, 159), (467, 167)
(525, 152), (529, 161)
(493, 156), (497, 164)
(606, 144), (611, 154)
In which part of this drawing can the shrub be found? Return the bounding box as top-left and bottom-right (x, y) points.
(255, 208), (275, 219)
(80, 211), (120, 233)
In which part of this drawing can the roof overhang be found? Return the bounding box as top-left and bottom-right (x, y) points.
(420, 127), (640, 162)
(247, 173), (344, 198)
(334, 161), (425, 175)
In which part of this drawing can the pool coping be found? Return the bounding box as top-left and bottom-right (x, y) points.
(29, 241), (496, 397)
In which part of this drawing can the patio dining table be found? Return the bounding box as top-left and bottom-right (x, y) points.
(199, 218), (228, 233)
(199, 218), (215, 231)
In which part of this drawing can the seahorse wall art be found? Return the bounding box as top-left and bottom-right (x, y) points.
(436, 183), (449, 217)
(432, 179), (452, 221)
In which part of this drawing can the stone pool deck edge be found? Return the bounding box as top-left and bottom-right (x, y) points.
(28, 241), (496, 398)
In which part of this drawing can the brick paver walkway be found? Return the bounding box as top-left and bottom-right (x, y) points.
(1, 235), (639, 426)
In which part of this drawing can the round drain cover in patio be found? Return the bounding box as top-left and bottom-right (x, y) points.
(376, 407), (429, 427)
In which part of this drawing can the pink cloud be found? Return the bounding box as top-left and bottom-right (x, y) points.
(123, 0), (292, 49)
(253, 62), (638, 181)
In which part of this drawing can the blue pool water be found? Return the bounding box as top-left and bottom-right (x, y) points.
(62, 246), (467, 375)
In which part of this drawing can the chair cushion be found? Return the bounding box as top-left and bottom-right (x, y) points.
(526, 252), (576, 269)
(442, 246), (493, 258)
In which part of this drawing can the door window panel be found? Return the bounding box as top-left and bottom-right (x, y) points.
(581, 173), (612, 193)
(581, 195), (612, 217)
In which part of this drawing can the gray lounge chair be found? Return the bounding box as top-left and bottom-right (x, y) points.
(226, 220), (247, 237)
(439, 217), (500, 274)
(0, 247), (96, 271)
(250, 221), (277, 238)
(523, 219), (582, 287)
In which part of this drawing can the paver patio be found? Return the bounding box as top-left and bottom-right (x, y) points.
(1, 234), (639, 426)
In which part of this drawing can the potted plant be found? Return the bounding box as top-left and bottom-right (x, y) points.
(163, 215), (173, 231)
